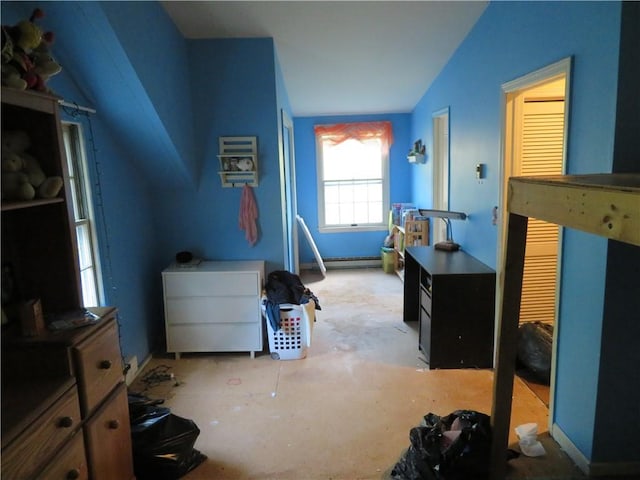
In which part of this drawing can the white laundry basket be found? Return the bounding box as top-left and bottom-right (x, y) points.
(264, 300), (315, 360)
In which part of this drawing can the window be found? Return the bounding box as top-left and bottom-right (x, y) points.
(315, 122), (392, 232)
(62, 122), (103, 307)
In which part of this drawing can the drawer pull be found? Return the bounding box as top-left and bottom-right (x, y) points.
(66, 468), (81, 479)
(58, 416), (74, 428)
(108, 419), (120, 429)
(99, 359), (112, 369)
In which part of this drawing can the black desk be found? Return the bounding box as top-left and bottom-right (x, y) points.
(404, 246), (496, 369)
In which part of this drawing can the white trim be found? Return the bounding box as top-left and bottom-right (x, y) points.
(280, 110), (299, 273)
(319, 225), (387, 234)
(552, 423), (640, 477)
(497, 56), (572, 432)
(315, 132), (390, 231)
(501, 57), (572, 94)
(432, 107), (450, 245)
(62, 121), (105, 306)
(551, 422), (590, 474)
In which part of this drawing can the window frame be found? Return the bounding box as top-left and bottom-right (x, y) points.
(62, 121), (104, 307)
(315, 130), (390, 234)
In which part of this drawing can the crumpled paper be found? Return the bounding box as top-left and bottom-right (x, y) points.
(515, 423), (546, 457)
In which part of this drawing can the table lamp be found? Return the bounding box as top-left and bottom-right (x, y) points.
(418, 209), (467, 251)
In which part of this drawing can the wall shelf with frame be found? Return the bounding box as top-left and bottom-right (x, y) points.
(217, 136), (258, 187)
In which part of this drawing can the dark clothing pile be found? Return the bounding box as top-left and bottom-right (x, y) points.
(263, 270), (321, 331)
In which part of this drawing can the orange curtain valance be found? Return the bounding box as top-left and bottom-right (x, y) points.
(314, 121), (394, 150)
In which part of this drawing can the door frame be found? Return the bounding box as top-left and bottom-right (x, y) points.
(497, 57), (572, 429)
(281, 109), (299, 273)
(432, 107), (450, 245)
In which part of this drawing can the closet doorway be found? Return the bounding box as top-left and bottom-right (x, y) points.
(499, 58), (571, 413)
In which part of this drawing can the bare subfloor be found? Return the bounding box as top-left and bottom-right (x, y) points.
(131, 268), (587, 479)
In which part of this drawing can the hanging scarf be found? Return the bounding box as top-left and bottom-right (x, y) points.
(239, 184), (258, 246)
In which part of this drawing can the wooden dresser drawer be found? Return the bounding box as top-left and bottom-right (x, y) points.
(36, 431), (88, 480)
(2, 383), (81, 479)
(85, 383), (135, 480)
(73, 319), (123, 416)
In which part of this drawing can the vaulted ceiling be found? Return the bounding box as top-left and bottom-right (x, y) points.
(161, 1), (488, 116)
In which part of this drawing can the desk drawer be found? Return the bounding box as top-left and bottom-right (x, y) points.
(73, 319), (123, 416)
(420, 306), (431, 363)
(36, 431), (88, 480)
(2, 384), (81, 479)
(420, 285), (431, 315)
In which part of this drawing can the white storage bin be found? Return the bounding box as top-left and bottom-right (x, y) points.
(264, 300), (315, 360)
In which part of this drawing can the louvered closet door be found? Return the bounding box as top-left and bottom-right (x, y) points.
(515, 99), (564, 324)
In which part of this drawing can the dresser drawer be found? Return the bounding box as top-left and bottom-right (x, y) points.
(165, 296), (259, 325)
(167, 323), (262, 353)
(73, 319), (123, 416)
(36, 431), (88, 480)
(2, 384), (81, 479)
(164, 271), (259, 297)
(84, 383), (135, 480)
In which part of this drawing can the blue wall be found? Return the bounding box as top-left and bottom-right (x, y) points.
(410, 0), (623, 463)
(293, 114), (412, 263)
(0, 1), (177, 362)
(150, 38), (285, 272)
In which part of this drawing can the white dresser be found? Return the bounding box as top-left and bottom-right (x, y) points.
(162, 260), (265, 359)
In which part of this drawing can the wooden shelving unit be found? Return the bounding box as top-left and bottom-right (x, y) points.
(1, 87), (135, 480)
(393, 219), (429, 280)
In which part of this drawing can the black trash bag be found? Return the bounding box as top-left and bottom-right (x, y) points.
(129, 394), (206, 480)
(390, 410), (494, 480)
(517, 321), (553, 384)
(128, 393), (168, 427)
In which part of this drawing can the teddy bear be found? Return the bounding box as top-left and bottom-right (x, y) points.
(1, 129), (63, 201)
(1, 8), (61, 93)
(26, 33), (61, 93)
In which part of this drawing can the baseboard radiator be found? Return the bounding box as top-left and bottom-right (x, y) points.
(301, 256), (382, 270)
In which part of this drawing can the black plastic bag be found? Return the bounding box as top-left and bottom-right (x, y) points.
(129, 394), (206, 480)
(517, 321), (553, 384)
(390, 410), (494, 480)
(265, 270), (307, 304)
